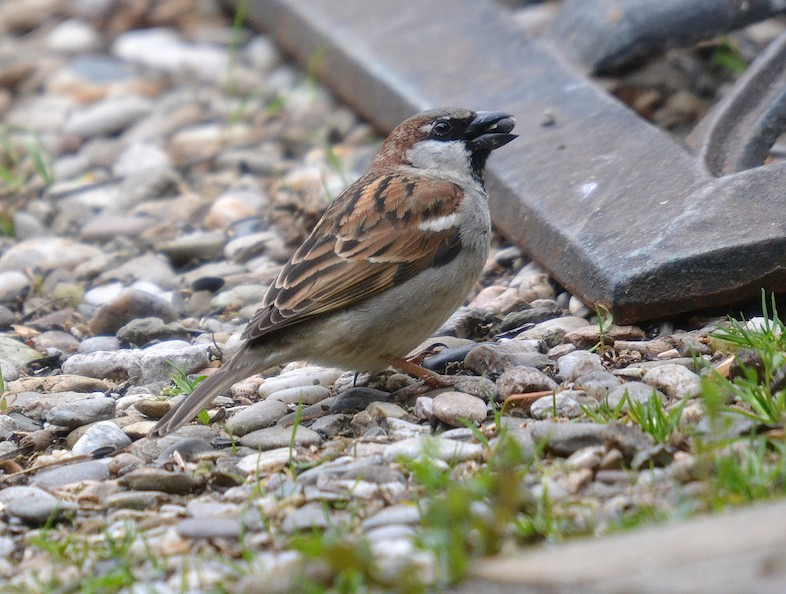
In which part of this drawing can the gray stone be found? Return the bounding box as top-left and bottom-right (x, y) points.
(340, 464), (405, 484)
(0, 336), (42, 368)
(157, 231), (226, 266)
(128, 342), (211, 384)
(671, 332), (712, 357)
(497, 367), (558, 398)
(451, 375), (500, 401)
(629, 357), (704, 371)
(225, 400), (288, 436)
(64, 94), (153, 138)
(308, 413), (351, 438)
(46, 396), (116, 427)
(103, 491), (170, 510)
(80, 213), (154, 242)
(6, 413), (40, 433)
(606, 381), (667, 410)
(366, 401), (408, 419)
(155, 438), (215, 464)
(236, 448), (293, 474)
(106, 452), (145, 475)
(464, 341), (551, 376)
(297, 458), (404, 486)
(78, 336), (121, 353)
(529, 421), (608, 457)
(9, 391), (108, 420)
(216, 147), (281, 176)
(186, 501), (245, 518)
(0, 305), (14, 329)
(603, 423), (656, 463)
(245, 35), (281, 72)
(382, 435), (484, 463)
(330, 387), (390, 412)
(564, 324), (645, 349)
(0, 415), (15, 440)
(0, 271), (30, 302)
(204, 188), (269, 229)
(432, 391), (488, 426)
(120, 467), (199, 494)
(557, 350), (605, 382)
(280, 501), (347, 533)
(574, 370), (622, 401)
(631, 444), (674, 470)
(642, 364), (702, 400)
(361, 504), (420, 530)
(6, 94), (73, 134)
(0, 237), (102, 273)
(6, 375), (111, 395)
(5, 496), (77, 526)
(413, 396), (434, 421)
(113, 28), (229, 79)
(568, 294), (592, 317)
(96, 254), (176, 288)
(0, 485), (53, 506)
(258, 367), (343, 397)
(177, 517), (243, 539)
(31, 330), (81, 355)
(89, 288), (177, 335)
(239, 425), (322, 450)
(530, 390), (598, 419)
(500, 302), (564, 331)
(510, 263), (555, 302)
(83, 282), (124, 306)
(116, 317), (189, 346)
(515, 316), (590, 347)
(386, 418), (430, 440)
(71, 420), (131, 455)
(61, 350), (138, 382)
(0, 359), (19, 383)
(46, 19), (101, 53)
(695, 412), (756, 441)
(32, 460), (110, 488)
(365, 524), (417, 544)
(276, 398), (335, 427)
(211, 284), (268, 311)
(565, 445), (606, 470)
(112, 141), (172, 177)
(267, 384), (331, 405)
(350, 411), (379, 436)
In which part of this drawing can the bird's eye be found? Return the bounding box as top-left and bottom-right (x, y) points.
(432, 121), (451, 136)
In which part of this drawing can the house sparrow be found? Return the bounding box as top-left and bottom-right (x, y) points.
(150, 107), (516, 437)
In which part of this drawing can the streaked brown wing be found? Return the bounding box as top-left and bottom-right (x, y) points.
(241, 171), (464, 342)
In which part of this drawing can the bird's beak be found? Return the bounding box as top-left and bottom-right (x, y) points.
(465, 111), (517, 152)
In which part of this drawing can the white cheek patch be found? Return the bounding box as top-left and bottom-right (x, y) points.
(406, 139), (470, 172)
(418, 212), (460, 232)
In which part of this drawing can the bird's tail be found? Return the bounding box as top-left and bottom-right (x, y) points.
(148, 346), (260, 437)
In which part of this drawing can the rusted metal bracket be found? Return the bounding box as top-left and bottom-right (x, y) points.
(232, 0), (786, 323)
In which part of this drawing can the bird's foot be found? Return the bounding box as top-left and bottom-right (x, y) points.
(383, 355), (460, 388)
(383, 356), (463, 403)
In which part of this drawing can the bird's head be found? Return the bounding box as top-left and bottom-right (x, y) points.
(373, 107), (517, 182)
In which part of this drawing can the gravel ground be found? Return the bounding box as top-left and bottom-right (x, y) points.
(0, 2), (784, 593)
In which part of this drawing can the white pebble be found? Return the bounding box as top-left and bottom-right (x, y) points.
(266, 385), (331, 405)
(72, 421), (131, 455)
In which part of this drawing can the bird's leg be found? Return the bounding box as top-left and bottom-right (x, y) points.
(404, 343), (444, 366)
(382, 356), (458, 389)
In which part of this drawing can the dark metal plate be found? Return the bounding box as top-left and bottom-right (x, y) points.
(232, 0), (786, 323)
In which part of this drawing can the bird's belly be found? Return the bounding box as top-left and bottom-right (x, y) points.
(297, 245), (485, 371)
